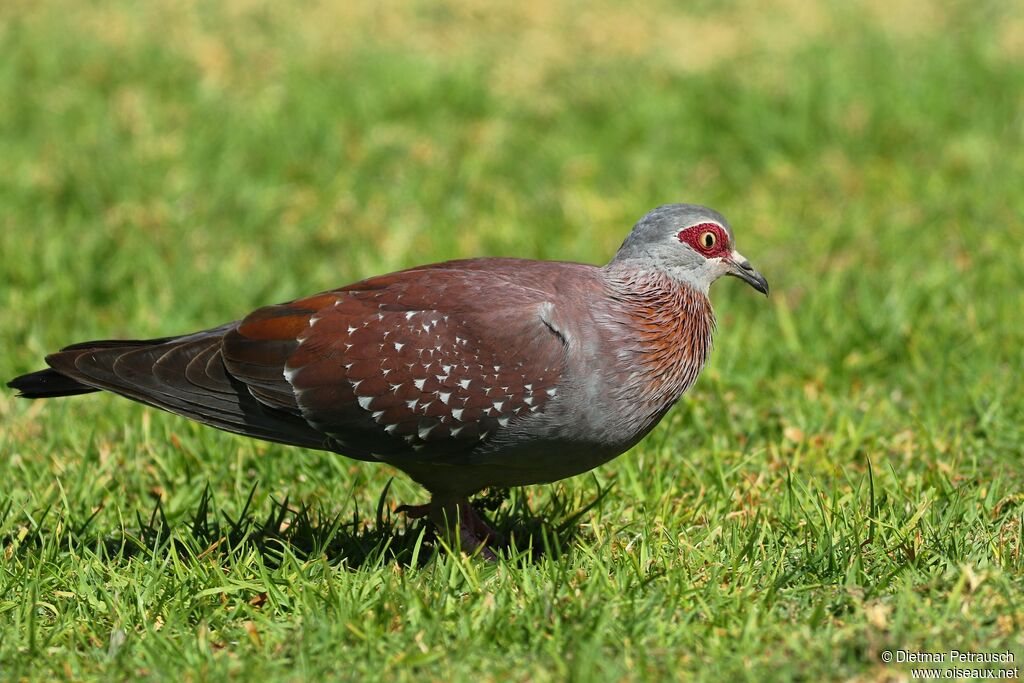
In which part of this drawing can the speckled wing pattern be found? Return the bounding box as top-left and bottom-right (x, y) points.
(221, 262), (567, 461)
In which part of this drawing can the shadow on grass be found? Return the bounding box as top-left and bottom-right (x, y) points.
(0, 481), (611, 569)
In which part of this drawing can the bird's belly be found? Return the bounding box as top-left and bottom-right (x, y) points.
(478, 439), (624, 483)
(381, 378), (679, 497)
(388, 434), (631, 499)
(453, 391), (667, 488)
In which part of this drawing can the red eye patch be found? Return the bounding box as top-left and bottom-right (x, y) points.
(677, 223), (730, 258)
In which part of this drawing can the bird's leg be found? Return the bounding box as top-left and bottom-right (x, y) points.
(429, 499), (504, 560)
(457, 500), (506, 549)
(397, 498), (504, 559)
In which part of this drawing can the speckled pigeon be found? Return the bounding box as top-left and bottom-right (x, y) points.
(9, 204), (768, 556)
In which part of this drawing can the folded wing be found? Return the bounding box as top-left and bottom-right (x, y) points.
(224, 266), (568, 460)
(31, 261), (571, 462)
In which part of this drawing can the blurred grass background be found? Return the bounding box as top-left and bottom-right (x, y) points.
(1, 0), (1023, 680)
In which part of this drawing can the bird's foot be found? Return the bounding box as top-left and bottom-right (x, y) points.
(394, 502), (432, 519)
(453, 500), (505, 560)
(398, 499), (503, 560)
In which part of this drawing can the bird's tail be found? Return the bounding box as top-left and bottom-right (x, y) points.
(7, 328), (332, 451)
(7, 368), (98, 398)
(7, 337), (178, 399)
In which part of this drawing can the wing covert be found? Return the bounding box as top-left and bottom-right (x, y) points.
(224, 268), (569, 461)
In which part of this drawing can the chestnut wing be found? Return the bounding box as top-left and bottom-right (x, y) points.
(222, 268), (568, 461)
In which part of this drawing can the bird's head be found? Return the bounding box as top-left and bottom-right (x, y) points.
(610, 203), (769, 295)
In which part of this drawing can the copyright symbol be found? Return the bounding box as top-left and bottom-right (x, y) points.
(881, 650), (893, 663)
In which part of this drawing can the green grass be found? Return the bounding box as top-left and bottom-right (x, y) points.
(2, 0), (1023, 680)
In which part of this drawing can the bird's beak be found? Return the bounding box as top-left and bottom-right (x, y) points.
(726, 251), (769, 296)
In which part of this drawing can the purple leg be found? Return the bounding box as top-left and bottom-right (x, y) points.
(397, 499), (503, 560)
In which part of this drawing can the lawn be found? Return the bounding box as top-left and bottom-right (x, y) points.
(1, 0), (1023, 680)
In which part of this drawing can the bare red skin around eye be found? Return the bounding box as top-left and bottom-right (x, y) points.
(677, 223), (731, 258)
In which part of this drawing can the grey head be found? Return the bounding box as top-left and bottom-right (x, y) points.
(607, 203), (769, 295)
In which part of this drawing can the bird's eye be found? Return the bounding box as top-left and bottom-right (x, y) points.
(700, 231), (717, 249)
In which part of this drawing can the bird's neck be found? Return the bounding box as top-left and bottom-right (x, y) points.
(599, 265), (716, 429)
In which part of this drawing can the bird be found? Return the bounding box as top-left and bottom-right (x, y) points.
(9, 203), (768, 557)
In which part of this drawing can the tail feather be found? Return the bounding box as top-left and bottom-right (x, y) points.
(8, 329), (333, 452)
(7, 368), (98, 398)
(9, 337), (171, 398)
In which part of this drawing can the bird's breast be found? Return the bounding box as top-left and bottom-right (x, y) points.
(579, 272), (716, 447)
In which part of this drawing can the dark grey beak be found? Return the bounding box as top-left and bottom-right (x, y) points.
(727, 257), (769, 296)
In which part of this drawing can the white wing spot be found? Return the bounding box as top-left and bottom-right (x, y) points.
(394, 342), (404, 351)
(452, 408), (464, 421)
(357, 396), (373, 410)
(498, 417), (509, 427)
(414, 379), (426, 390)
(459, 379), (471, 389)
(438, 392), (451, 405)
